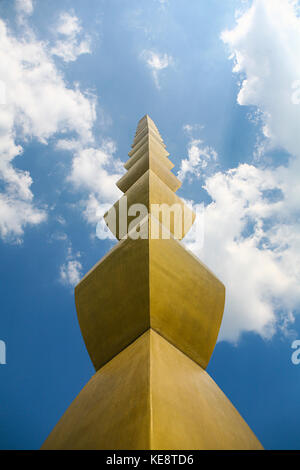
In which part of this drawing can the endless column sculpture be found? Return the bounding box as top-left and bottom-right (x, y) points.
(42, 115), (263, 450)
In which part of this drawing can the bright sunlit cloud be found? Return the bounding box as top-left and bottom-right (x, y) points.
(185, 0), (300, 342)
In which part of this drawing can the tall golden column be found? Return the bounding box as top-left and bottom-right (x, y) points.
(42, 115), (263, 450)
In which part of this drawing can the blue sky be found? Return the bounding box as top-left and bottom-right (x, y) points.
(0, 0), (300, 450)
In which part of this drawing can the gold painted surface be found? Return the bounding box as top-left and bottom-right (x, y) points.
(149, 330), (263, 450)
(75, 237), (150, 371)
(132, 115), (166, 148)
(126, 146), (174, 174)
(75, 229), (224, 371)
(128, 133), (170, 158)
(42, 115), (263, 451)
(133, 126), (164, 148)
(150, 237), (225, 369)
(149, 170), (195, 237)
(104, 170), (149, 239)
(107, 115), (195, 240)
(42, 332), (151, 450)
(135, 114), (161, 137)
(125, 142), (174, 171)
(117, 151), (181, 193)
(104, 170), (195, 240)
(42, 331), (263, 450)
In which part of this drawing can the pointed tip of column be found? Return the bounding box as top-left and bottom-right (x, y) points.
(136, 114), (160, 134)
(131, 114), (165, 151)
(138, 114), (153, 123)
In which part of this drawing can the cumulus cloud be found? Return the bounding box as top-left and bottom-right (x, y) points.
(0, 16), (98, 242)
(178, 125), (218, 182)
(186, 163), (300, 342)
(51, 12), (91, 62)
(60, 245), (82, 288)
(0, 195), (46, 243)
(83, 196), (116, 241)
(141, 50), (173, 89)
(185, 0), (300, 342)
(65, 140), (123, 227)
(68, 142), (122, 202)
(221, 0), (300, 157)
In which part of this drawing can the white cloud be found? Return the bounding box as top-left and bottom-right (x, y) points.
(62, 137), (126, 240)
(0, 195), (46, 243)
(15, 0), (34, 18)
(56, 12), (81, 37)
(66, 140), (123, 229)
(68, 142), (122, 202)
(186, 163), (300, 343)
(0, 8), (123, 245)
(51, 39), (91, 63)
(0, 15), (97, 241)
(0, 20), (95, 141)
(60, 246), (82, 288)
(51, 231), (68, 242)
(84, 196), (116, 241)
(141, 50), (173, 89)
(51, 12), (91, 62)
(83, 195), (110, 225)
(221, 0), (300, 158)
(178, 127), (218, 182)
(185, 0), (300, 342)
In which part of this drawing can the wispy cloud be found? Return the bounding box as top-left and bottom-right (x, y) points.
(156, 0), (169, 10)
(141, 50), (173, 89)
(15, 0), (34, 22)
(59, 245), (82, 288)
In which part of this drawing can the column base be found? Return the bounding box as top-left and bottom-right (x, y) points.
(42, 330), (263, 450)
